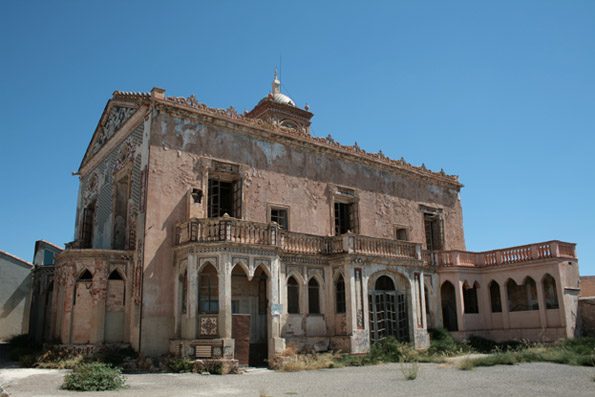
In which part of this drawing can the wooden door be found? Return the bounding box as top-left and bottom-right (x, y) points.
(232, 314), (251, 365)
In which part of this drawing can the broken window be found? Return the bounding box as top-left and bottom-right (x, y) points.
(423, 213), (443, 251)
(489, 281), (502, 313)
(80, 201), (95, 249)
(396, 227), (409, 241)
(270, 207), (288, 230)
(207, 178), (242, 218)
(463, 283), (479, 314)
(507, 278), (539, 312)
(287, 276), (299, 314)
(180, 269), (188, 314)
(308, 278), (320, 314)
(542, 274), (559, 309)
(334, 201), (358, 235)
(335, 275), (346, 314)
(198, 263), (219, 314)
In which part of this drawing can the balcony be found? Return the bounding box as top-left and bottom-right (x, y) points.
(435, 241), (577, 267)
(175, 216), (422, 261)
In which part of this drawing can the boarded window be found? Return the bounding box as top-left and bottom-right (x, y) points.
(287, 277), (299, 314)
(543, 274), (559, 309)
(490, 281), (502, 313)
(308, 278), (320, 314)
(335, 275), (346, 314)
(396, 227), (409, 241)
(463, 283), (479, 314)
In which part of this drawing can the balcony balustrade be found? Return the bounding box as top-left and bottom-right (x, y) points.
(176, 216), (422, 261)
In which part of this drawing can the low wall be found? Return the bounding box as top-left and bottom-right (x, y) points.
(578, 298), (595, 337)
(450, 327), (566, 343)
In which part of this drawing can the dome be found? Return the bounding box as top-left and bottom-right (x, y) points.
(271, 92), (295, 106)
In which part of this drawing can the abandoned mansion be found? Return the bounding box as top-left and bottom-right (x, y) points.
(42, 73), (580, 366)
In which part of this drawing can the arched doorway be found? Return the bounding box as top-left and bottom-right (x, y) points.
(441, 281), (458, 331)
(369, 275), (409, 343)
(231, 264), (269, 367)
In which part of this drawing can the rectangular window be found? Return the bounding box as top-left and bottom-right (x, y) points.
(80, 202), (95, 248)
(334, 202), (358, 235)
(396, 227), (409, 241)
(270, 207), (288, 230)
(424, 213), (443, 251)
(208, 178), (242, 218)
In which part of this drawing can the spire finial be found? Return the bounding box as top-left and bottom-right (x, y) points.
(272, 67), (281, 94)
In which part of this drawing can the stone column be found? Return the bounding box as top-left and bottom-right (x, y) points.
(500, 282), (510, 329)
(218, 253), (232, 339)
(268, 255), (285, 359)
(419, 272), (427, 329)
(536, 277), (547, 328)
(187, 254), (198, 338)
(455, 279), (465, 332)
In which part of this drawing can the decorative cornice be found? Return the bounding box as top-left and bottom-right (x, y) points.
(103, 89), (463, 189)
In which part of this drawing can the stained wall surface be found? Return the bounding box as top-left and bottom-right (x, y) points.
(0, 252), (32, 340)
(139, 108), (464, 354)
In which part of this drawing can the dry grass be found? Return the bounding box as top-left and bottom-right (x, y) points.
(271, 352), (342, 372)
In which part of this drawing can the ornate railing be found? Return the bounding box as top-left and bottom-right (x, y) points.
(176, 216), (422, 260)
(436, 240), (576, 267)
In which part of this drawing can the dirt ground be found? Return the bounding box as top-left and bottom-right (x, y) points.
(1, 358), (594, 397)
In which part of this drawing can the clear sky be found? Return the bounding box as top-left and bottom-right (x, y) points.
(1, 1), (594, 274)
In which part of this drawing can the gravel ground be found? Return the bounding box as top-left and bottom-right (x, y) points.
(1, 361), (594, 397)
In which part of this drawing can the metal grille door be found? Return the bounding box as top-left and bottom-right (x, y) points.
(369, 291), (409, 343)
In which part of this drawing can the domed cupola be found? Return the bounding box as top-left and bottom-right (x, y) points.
(246, 68), (313, 134)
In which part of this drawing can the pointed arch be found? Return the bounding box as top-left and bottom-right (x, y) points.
(78, 269), (93, 281)
(335, 273), (346, 314)
(440, 280), (458, 331)
(198, 262), (218, 314)
(308, 277), (321, 314)
(287, 275), (300, 314)
(507, 277), (538, 312)
(489, 280), (502, 313)
(462, 281), (479, 314)
(108, 269), (124, 280)
(542, 274), (559, 309)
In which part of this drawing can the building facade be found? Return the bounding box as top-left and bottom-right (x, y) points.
(0, 251), (32, 340)
(50, 75), (580, 366)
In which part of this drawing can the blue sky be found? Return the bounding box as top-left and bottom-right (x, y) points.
(1, 1), (594, 275)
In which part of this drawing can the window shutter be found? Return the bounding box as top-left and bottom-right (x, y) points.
(232, 179), (242, 219)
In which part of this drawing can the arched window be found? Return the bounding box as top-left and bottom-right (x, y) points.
(198, 263), (218, 314)
(375, 275), (395, 291)
(463, 282), (479, 314)
(78, 269), (93, 281)
(308, 278), (320, 314)
(489, 281), (502, 313)
(543, 274), (559, 309)
(441, 281), (458, 331)
(335, 275), (346, 314)
(507, 277), (538, 312)
(287, 276), (299, 314)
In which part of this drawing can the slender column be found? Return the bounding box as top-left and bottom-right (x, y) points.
(419, 272), (427, 329)
(500, 282), (510, 329)
(269, 256), (281, 339)
(536, 278), (547, 328)
(218, 253), (232, 339)
(454, 279), (465, 332)
(187, 255), (198, 338)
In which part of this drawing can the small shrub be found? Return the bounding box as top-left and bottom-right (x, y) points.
(206, 361), (223, 375)
(168, 357), (194, 373)
(400, 358), (419, 380)
(63, 362), (126, 391)
(456, 359), (474, 370)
